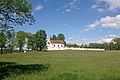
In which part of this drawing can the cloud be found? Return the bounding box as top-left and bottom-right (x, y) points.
(97, 8), (104, 12)
(100, 34), (117, 43)
(82, 14), (120, 32)
(99, 29), (103, 32)
(65, 9), (71, 12)
(107, 34), (117, 37)
(66, 37), (102, 45)
(91, 5), (98, 9)
(101, 38), (113, 43)
(57, 0), (80, 13)
(66, 34), (118, 45)
(104, 0), (120, 11)
(64, 24), (68, 26)
(92, 0), (120, 12)
(35, 4), (43, 11)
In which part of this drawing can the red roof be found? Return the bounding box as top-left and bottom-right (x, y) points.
(50, 40), (64, 44)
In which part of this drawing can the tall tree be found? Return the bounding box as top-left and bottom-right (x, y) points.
(0, 32), (6, 54)
(14, 31), (27, 52)
(57, 33), (66, 46)
(27, 33), (35, 51)
(57, 33), (65, 40)
(6, 31), (15, 53)
(35, 30), (47, 51)
(52, 35), (57, 40)
(112, 38), (120, 50)
(0, 0), (35, 31)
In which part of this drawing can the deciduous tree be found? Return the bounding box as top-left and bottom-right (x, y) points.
(27, 33), (35, 51)
(52, 35), (57, 40)
(0, 32), (6, 54)
(0, 0), (35, 31)
(112, 38), (120, 50)
(57, 33), (65, 40)
(35, 30), (47, 51)
(14, 31), (27, 52)
(6, 31), (15, 53)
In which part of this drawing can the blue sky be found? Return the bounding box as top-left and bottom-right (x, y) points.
(14, 0), (120, 44)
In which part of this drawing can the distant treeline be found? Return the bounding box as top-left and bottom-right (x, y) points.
(66, 44), (80, 48)
(66, 38), (120, 50)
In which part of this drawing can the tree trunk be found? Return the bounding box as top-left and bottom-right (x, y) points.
(10, 49), (12, 53)
(1, 46), (3, 54)
(39, 46), (42, 51)
(10, 46), (13, 53)
(20, 46), (22, 52)
(32, 45), (34, 51)
(118, 44), (120, 50)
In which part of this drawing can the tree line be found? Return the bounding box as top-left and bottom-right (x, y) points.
(0, 30), (47, 54)
(80, 38), (120, 50)
(65, 38), (120, 50)
(66, 44), (80, 48)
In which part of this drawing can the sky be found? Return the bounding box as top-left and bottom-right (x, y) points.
(14, 0), (120, 45)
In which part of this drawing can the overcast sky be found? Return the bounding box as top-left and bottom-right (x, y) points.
(14, 0), (120, 45)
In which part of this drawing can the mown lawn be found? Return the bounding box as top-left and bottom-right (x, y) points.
(0, 50), (120, 80)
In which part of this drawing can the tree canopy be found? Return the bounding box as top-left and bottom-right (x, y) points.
(58, 33), (65, 40)
(0, 0), (35, 31)
(51, 33), (65, 41)
(81, 37), (120, 50)
(35, 29), (47, 51)
(14, 31), (27, 52)
(27, 33), (35, 51)
(6, 31), (15, 53)
(0, 32), (6, 54)
(52, 35), (57, 40)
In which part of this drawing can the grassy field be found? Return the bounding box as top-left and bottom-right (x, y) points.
(0, 50), (120, 80)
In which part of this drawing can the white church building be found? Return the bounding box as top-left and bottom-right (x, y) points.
(46, 36), (65, 50)
(45, 36), (105, 51)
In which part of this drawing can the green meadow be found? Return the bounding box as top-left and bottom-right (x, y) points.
(0, 50), (120, 80)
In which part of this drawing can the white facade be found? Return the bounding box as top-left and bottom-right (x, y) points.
(46, 41), (65, 50)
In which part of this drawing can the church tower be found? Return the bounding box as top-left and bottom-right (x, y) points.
(50, 35), (53, 41)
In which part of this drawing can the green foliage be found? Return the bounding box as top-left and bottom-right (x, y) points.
(51, 33), (65, 40)
(35, 29), (47, 51)
(0, 0), (35, 31)
(86, 37), (120, 50)
(113, 38), (120, 44)
(0, 32), (6, 47)
(52, 35), (57, 40)
(66, 44), (80, 48)
(0, 29), (48, 53)
(112, 38), (120, 50)
(27, 33), (35, 50)
(0, 32), (6, 54)
(6, 31), (15, 53)
(58, 33), (65, 40)
(14, 31), (27, 51)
